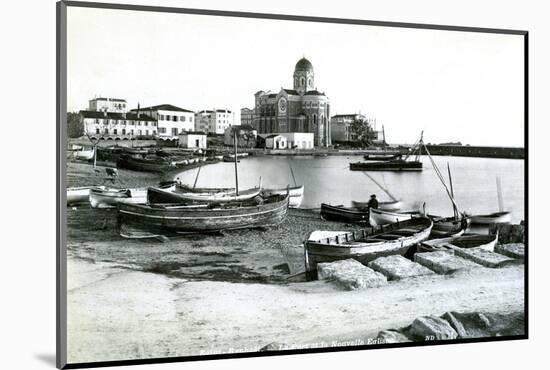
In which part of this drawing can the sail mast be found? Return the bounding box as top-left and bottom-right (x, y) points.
(496, 176), (504, 212)
(447, 162), (458, 219)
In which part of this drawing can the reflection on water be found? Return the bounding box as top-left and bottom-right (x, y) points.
(176, 155), (525, 223)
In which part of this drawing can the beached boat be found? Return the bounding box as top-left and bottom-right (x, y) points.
(67, 186), (98, 205)
(118, 193), (289, 235)
(470, 211), (511, 225)
(351, 199), (402, 212)
(419, 232), (498, 252)
(90, 182), (176, 209)
(320, 204), (370, 224)
(148, 184), (262, 204)
(369, 207), (419, 226)
(117, 154), (175, 172)
(262, 185), (304, 208)
(429, 215), (471, 237)
(74, 147), (95, 161)
(304, 217), (433, 277)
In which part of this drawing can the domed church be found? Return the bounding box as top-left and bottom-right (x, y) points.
(253, 58), (331, 147)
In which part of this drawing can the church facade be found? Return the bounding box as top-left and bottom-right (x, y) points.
(252, 58), (331, 147)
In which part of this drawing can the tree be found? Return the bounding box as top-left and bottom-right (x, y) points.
(350, 118), (374, 147)
(67, 112), (84, 138)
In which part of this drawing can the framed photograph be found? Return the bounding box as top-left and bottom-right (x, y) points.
(57, 1), (528, 368)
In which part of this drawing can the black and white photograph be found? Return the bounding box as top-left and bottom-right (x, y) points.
(57, 1), (527, 368)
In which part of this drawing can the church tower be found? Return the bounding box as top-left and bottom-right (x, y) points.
(293, 57), (314, 95)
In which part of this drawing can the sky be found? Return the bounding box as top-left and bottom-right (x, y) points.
(67, 6), (525, 146)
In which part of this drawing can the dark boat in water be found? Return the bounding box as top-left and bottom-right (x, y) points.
(320, 203), (370, 224)
(363, 153), (402, 161)
(350, 159), (423, 172)
(304, 217), (433, 278)
(117, 193), (289, 236)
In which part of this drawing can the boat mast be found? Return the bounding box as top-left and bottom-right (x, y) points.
(447, 162), (458, 219)
(496, 176), (504, 212)
(289, 164), (297, 187)
(234, 129), (239, 197)
(382, 125), (386, 151)
(423, 141), (460, 213)
(192, 165), (202, 190)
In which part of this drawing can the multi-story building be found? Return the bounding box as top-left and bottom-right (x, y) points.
(80, 110), (157, 140)
(195, 109), (234, 134)
(252, 58), (331, 147)
(240, 108), (254, 127)
(88, 97), (128, 113)
(131, 104), (195, 140)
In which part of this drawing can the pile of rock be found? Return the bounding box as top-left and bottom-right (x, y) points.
(490, 223), (525, 244)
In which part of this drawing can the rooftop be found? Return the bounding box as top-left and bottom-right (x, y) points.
(132, 104), (194, 113)
(90, 97), (127, 102)
(79, 110), (156, 121)
(295, 57), (313, 72)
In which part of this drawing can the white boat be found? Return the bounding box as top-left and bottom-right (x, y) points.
(470, 211), (511, 225)
(420, 232), (498, 252)
(67, 186), (99, 205)
(90, 183), (176, 208)
(369, 207), (419, 226)
(262, 185), (304, 208)
(74, 147), (95, 161)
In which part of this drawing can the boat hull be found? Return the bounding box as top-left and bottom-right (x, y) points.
(305, 217), (433, 276)
(350, 160), (422, 172)
(67, 186), (94, 205)
(117, 155), (174, 173)
(90, 184), (176, 209)
(351, 200), (402, 212)
(369, 208), (418, 226)
(320, 204), (370, 224)
(470, 212), (511, 225)
(420, 232), (498, 252)
(429, 216), (471, 237)
(262, 185), (304, 208)
(118, 194), (289, 234)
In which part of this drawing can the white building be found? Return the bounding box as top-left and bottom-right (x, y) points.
(131, 104), (195, 140)
(178, 131), (207, 149)
(88, 97), (128, 113)
(195, 109), (234, 134)
(265, 134), (288, 149)
(260, 132), (314, 149)
(80, 110), (157, 140)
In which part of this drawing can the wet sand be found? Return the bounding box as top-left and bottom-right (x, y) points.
(65, 159), (525, 364)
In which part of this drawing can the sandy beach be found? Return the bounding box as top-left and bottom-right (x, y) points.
(65, 159), (525, 364)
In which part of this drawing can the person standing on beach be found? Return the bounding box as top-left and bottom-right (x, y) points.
(367, 194), (378, 209)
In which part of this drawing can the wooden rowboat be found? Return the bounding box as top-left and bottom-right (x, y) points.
(304, 217), (433, 278)
(148, 184), (262, 204)
(117, 193), (289, 236)
(90, 182), (176, 209)
(320, 204), (370, 224)
(67, 186), (100, 205)
(419, 232), (498, 252)
(74, 147), (95, 161)
(351, 199), (402, 212)
(470, 211), (511, 225)
(262, 185), (304, 208)
(117, 154), (175, 173)
(429, 215), (471, 237)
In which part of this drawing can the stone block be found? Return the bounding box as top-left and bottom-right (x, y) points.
(368, 255), (435, 280)
(495, 243), (525, 261)
(450, 246), (516, 268)
(375, 330), (411, 344)
(317, 259), (387, 290)
(414, 251), (480, 274)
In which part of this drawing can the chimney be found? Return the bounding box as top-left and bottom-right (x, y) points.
(137, 103), (141, 119)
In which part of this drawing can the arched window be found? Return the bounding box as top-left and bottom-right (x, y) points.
(301, 77), (305, 86)
(308, 78), (312, 87)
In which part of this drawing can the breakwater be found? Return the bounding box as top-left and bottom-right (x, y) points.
(424, 145), (524, 159)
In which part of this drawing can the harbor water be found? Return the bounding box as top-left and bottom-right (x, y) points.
(176, 155), (525, 223)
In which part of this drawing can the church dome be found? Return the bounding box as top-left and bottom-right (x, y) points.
(295, 57), (313, 72)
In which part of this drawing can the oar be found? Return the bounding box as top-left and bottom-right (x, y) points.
(192, 165), (202, 190)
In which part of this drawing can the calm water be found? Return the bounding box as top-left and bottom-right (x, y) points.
(176, 155), (525, 223)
